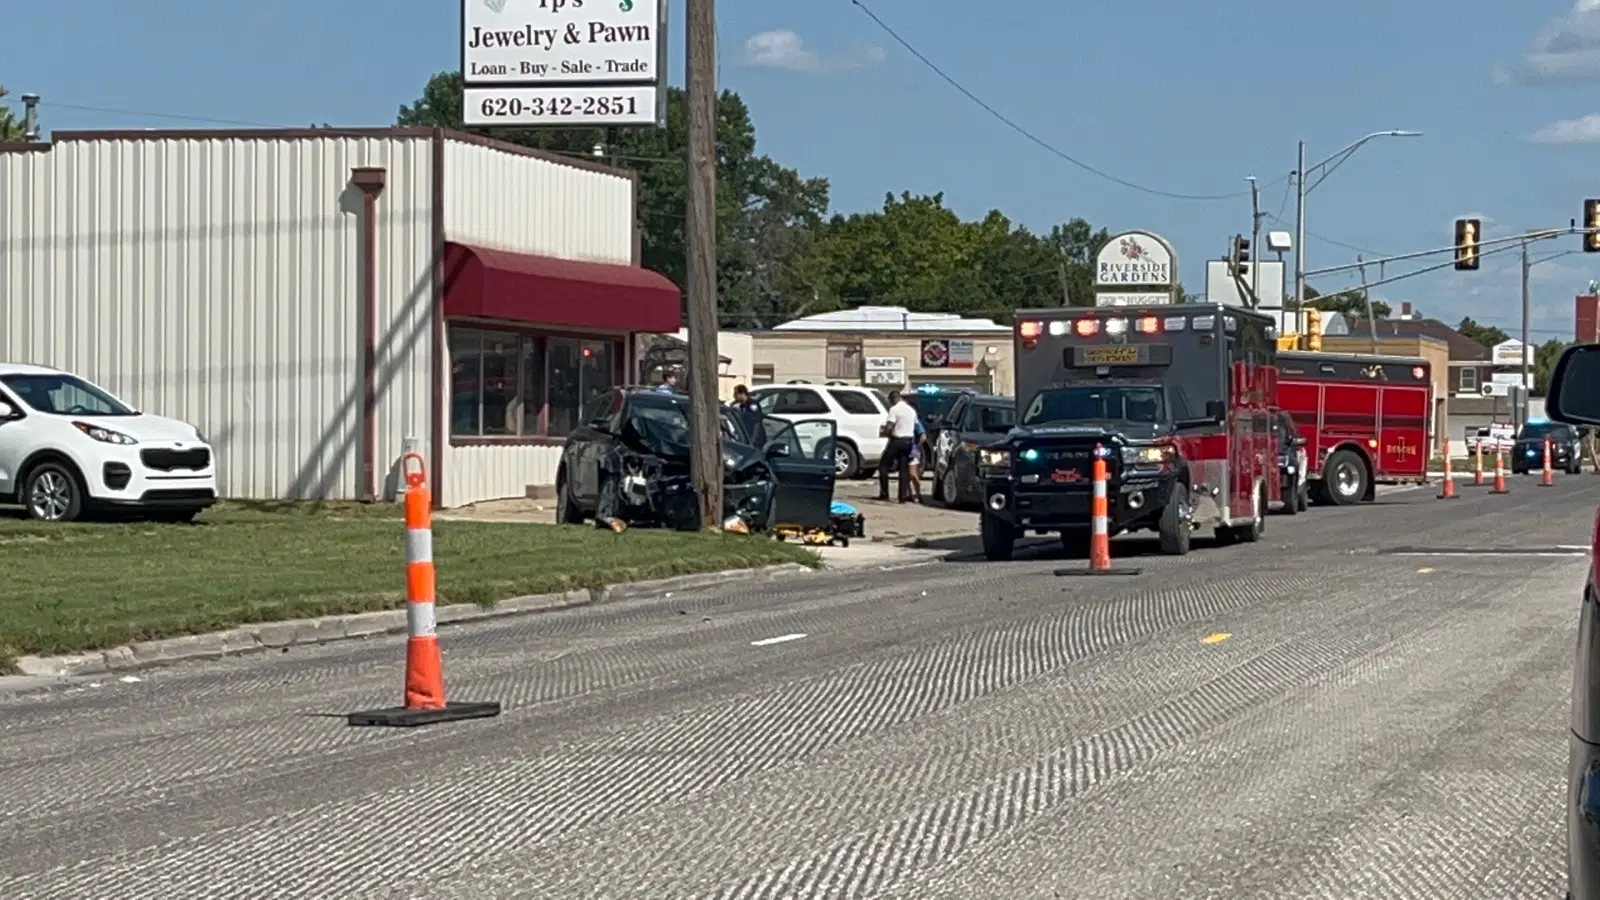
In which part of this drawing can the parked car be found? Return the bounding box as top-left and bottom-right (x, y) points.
(1540, 344), (1600, 897)
(929, 393), (1015, 508)
(749, 383), (889, 479)
(0, 363), (217, 522)
(1512, 419), (1583, 475)
(553, 386), (835, 533)
(910, 385), (976, 466)
(1271, 409), (1309, 514)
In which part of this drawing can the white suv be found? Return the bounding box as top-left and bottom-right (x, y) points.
(751, 383), (889, 478)
(0, 363), (218, 522)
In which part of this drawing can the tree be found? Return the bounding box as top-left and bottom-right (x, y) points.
(1456, 317), (1509, 348)
(1298, 284), (1391, 318)
(397, 71), (829, 320)
(1535, 338), (1571, 395)
(0, 86), (27, 142)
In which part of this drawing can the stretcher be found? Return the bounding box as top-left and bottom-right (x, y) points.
(774, 501), (866, 547)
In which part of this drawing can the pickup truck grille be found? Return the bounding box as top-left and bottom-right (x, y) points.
(1016, 439), (1112, 487)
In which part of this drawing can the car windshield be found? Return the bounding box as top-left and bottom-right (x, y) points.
(631, 394), (751, 450)
(1518, 422), (1558, 440)
(0, 373), (136, 416)
(916, 392), (964, 422)
(1020, 386), (1165, 425)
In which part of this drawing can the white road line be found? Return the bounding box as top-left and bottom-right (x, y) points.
(1385, 551), (1587, 558)
(750, 633), (808, 647)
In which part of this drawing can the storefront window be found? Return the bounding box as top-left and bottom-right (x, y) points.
(448, 323), (622, 440)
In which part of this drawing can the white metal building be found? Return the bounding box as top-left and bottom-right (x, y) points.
(0, 127), (680, 507)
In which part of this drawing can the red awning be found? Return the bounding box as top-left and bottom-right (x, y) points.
(442, 242), (680, 333)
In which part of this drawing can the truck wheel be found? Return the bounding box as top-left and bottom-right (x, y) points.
(1281, 476), (1300, 515)
(1158, 483), (1191, 555)
(931, 465), (947, 503)
(1323, 450), (1368, 506)
(1296, 480), (1310, 512)
(980, 510), (1015, 561)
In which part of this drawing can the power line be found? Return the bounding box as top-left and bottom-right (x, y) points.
(1265, 212), (1386, 256)
(849, 0), (1284, 203)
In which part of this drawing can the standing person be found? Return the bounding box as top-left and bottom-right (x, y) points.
(729, 383), (762, 440)
(655, 368), (680, 394)
(878, 390), (917, 502)
(731, 383), (760, 414)
(906, 415), (926, 502)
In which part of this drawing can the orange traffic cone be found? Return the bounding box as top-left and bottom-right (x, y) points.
(1473, 442), (1485, 486)
(1541, 438), (1555, 487)
(348, 453), (502, 727)
(1438, 450), (1457, 499)
(1491, 448), (1510, 494)
(1056, 443), (1140, 577)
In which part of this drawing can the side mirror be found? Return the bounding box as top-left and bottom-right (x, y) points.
(0, 401), (12, 419)
(765, 442), (791, 458)
(1204, 399), (1226, 421)
(1548, 345), (1600, 425)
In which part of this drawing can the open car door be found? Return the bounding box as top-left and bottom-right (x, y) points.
(758, 417), (837, 531)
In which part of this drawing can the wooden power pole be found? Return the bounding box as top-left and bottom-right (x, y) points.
(685, 0), (723, 527)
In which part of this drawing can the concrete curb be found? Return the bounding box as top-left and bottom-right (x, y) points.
(10, 562), (818, 679)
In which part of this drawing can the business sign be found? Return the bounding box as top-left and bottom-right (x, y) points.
(1490, 339), (1533, 366)
(1095, 232), (1175, 288)
(864, 356), (905, 385)
(920, 339), (975, 369)
(461, 0), (667, 127)
(1095, 292), (1174, 308)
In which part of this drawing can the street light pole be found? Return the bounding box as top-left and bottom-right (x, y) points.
(1291, 130), (1421, 334)
(1520, 238), (1530, 429)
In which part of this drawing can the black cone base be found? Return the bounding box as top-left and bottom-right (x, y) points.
(1055, 566), (1141, 576)
(347, 700), (502, 727)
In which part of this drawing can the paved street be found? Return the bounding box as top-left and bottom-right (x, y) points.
(2, 476), (1594, 898)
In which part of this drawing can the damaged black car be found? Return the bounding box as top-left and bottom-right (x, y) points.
(554, 387), (838, 534)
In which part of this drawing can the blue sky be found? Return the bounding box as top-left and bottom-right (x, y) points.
(8, 0), (1600, 342)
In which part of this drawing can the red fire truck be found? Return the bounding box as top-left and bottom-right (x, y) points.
(1275, 350), (1433, 505)
(977, 303), (1278, 559)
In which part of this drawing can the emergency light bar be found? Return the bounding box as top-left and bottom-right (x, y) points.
(1016, 310), (1275, 349)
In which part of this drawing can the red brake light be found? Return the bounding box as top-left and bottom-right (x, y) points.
(1075, 319), (1098, 336)
(1135, 316), (1159, 334)
(1019, 321), (1042, 339)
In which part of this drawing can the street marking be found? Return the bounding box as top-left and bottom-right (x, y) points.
(1201, 632), (1231, 645)
(751, 633), (807, 647)
(1384, 551), (1586, 558)
(1417, 567), (1434, 573)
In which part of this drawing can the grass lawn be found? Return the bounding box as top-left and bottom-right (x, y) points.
(0, 500), (818, 669)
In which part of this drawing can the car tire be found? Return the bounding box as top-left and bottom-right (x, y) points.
(555, 471), (584, 524)
(1157, 483), (1191, 555)
(23, 461), (84, 522)
(1237, 481), (1265, 543)
(1323, 450), (1368, 506)
(1296, 480), (1310, 512)
(833, 440), (861, 479)
(980, 510), (1014, 561)
(941, 466), (962, 508)
(1281, 476), (1300, 515)
(931, 465), (947, 503)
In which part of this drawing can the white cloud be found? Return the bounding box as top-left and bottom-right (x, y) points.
(1528, 113), (1600, 143)
(740, 29), (884, 74)
(1500, 0), (1600, 84)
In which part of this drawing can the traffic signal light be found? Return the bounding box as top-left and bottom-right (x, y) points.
(1585, 200), (1600, 252)
(1453, 218), (1480, 270)
(1304, 307), (1322, 351)
(1232, 235), (1250, 276)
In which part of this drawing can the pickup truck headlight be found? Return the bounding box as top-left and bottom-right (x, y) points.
(979, 448), (1010, 469)
(1121, 445), (1172, 465)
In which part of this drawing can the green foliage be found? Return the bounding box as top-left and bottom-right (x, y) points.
(0, 85), (27, 143)
(1298, 284), (1391, 318)
(1535, 338), (1571, 396)
(1456, 317), (1510, 348)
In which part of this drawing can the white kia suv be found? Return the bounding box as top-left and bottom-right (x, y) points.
(750, 383), (889, 478)
(0, 363), (218, 522)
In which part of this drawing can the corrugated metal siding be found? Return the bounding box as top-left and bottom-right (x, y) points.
(0, 135), (434, 500)
(437, 138), (635, 506)
(441, 140), (632, 263)
(444, 444), (561, 506)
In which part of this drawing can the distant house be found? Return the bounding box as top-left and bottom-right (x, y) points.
(1344, 303), (1495, 397)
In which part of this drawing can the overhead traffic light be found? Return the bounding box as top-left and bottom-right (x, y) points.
(1304, 307), (1322, 352)
(1453, 218), (1480, 270)
(1584, 200), (1600, 252)
(1231, 235), (1251, 277)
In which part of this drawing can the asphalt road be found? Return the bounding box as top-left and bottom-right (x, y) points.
(2, 476), (1595, 898)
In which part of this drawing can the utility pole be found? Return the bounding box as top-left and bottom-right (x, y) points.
(1520, 237), (1531, 430)
(1248, 176), (1262, 303)
(1354, 255), (1378, 354)
(1293, 141), (1307, 333)
(685, 0), (722, 527)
